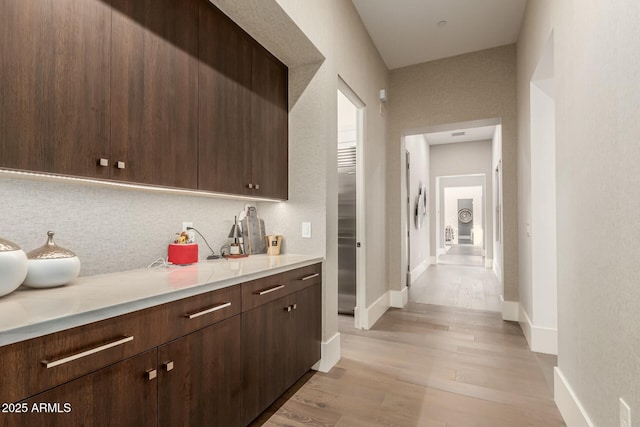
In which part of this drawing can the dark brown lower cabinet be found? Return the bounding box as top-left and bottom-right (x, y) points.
(241, 296), (292, 425)
(290, 284), (322, 384)
(242, 282), (322, 425)
(7, 350), (158, 427)
(2, 320), (242, 427)
(158, 315), (242, 427)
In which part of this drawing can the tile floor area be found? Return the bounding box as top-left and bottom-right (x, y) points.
(409, 263), (502, 312)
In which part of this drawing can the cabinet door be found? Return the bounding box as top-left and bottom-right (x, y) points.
(111, 0), (198, 188)
(0, 0), (111, 178)
(158, 315), (242, 427)
(242, 296), (291, 425)
(290, 283), (322, 383)
(6, 350), (157, 427)
(250, 46), (288, 200)
(198, 2), (252, 195)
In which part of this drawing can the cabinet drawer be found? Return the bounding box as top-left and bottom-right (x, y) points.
(242, 271), (290, 312)
(161, 285), (241, 340)
(0, 308), (164, 403)
(287, 263), (322, 294)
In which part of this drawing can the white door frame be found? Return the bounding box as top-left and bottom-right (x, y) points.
(338, 77), (366, 330)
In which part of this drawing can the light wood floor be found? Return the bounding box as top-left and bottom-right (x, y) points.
(409, 264), (502, 313)
(252, 303), (565, 427)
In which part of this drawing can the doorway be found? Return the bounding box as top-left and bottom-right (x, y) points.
(337, 79), (365, 325)
(439, 181), (485, 266)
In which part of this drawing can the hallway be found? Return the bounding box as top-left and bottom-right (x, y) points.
(409, 263), (502, 312)
(252, 303), (563, 426)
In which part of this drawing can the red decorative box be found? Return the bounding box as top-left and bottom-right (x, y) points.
(168, 243), (198, 265)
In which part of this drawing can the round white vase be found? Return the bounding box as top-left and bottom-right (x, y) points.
(23, 231), (81, 288)
(0, 237), (28, 297)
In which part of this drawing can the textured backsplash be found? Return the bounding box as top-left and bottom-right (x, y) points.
(0, 176), (257, 277)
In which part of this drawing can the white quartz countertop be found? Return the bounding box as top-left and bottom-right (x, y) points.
(0, 254), (323, 347)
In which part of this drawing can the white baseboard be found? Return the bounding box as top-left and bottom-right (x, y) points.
(501, 296), (520, 321)
(390, 286), (408, 308)
(362, 291), (390, 329)
(484, 258), (493, 268)
(430, 256), (437, 265)
(313, 332), (341, 373)
(519, 306), (558, 355)
(554, 367), (595, 427)
(408, 259), (430, 284)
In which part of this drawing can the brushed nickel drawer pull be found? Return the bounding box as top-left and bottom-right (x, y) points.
(286, 305), (292, 312)
(146, 369), (157, 381)
(185, 302), (232, 319)
(41, 336), (134, 369)
(300, 273), (320, 281)
(163, 361), (174, 372)
(254, 284), (285, 295)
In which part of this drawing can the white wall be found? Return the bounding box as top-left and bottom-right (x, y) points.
(518, 0), (640, 424)
(387, 45), (518, 301)
(405, 135), (430, 275)
(437, 175), (485, 253)
(530, 72), (557, 331)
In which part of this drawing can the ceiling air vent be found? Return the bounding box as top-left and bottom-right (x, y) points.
(452, 131), (466, 137)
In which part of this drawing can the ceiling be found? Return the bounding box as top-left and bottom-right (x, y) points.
(351, 0), (527, 69)
(424, 125), (496, 145)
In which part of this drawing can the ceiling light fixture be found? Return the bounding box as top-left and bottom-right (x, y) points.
(437, 20), (447, 27)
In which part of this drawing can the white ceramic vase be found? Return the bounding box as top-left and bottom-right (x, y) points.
(0, 237), (28, 297)
(23, 231), (81, 288)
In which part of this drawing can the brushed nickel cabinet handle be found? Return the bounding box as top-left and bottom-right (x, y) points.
(162, 361), (174, 372)
(292, 304), (297, 310)
(254, 284), (285, 295)
(41, 336), (134, 369)
(146, 369), (157, 381)
(247, 183), (254, 189)
(299, 273), (320, 281)
(255, 184), (260, 190)
(98, 158), (109, 167)
(185, 302), (231, 319)
(286, 305), (292, 312)
(116, 161), (126, 169)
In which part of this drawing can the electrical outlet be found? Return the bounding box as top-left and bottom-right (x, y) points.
(301, 222), (312, 239)
(182, 222), (194, 242)
(620, 398), (631, 427)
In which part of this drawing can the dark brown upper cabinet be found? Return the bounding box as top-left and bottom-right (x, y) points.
(0, 0), (112, 179)
(198, 2), (288, 200)
(0, 0), (287, 198)
(110, 0), (199, 189)
(250, 46), (289, 200)
(198, 2), (253, 196)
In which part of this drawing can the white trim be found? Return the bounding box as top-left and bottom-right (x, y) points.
(362, 291), (390, 329)
(519, 306), (558, 355)
(484, 258), (493, 268)
(501, 296), (520, 321)
(408, 259), (430, 284)
(430, 256), (437, 265)
(437, 247), (446, 256)
(554, 367), (595, 427)
(313, 332), (341, 373)
(493, 258), (502, 280)
(390, 287), (408, 308)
